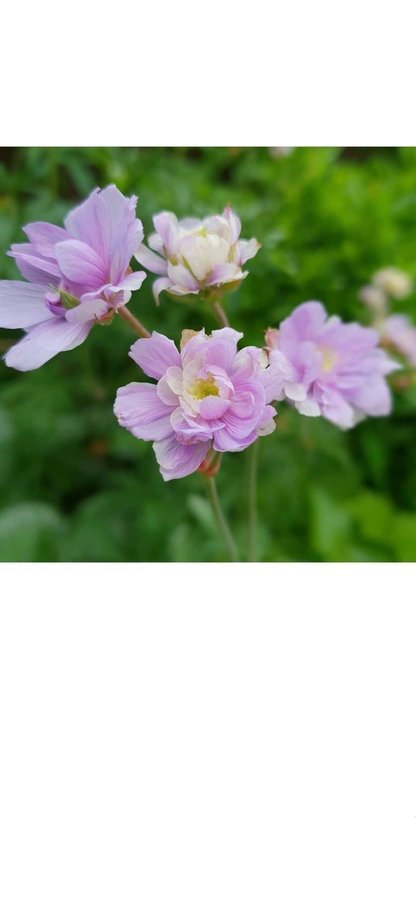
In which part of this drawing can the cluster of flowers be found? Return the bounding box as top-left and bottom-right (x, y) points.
(0, 185), (401, 481)
(359, 267), (416, 369)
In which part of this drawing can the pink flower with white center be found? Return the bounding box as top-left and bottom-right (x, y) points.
(265, 301), (400, 429)
(379, 314), (416, 367)
(135, 207), (260, 304)
(0, 185), (146, 370)
(114, 328), (278, 481)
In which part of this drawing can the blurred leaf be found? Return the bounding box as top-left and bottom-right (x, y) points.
(0, 502), (64, 561)
(309, 488), (352, 561)
(390, 513), (416, 562)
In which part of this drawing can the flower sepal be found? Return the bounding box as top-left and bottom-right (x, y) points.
(198, 450), (221, 479)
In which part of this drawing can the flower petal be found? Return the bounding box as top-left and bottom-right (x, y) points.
(114, 382), (173, 440)
(8, 246), (61, 285)
(0, 281), (50, 329)
(65, 298), (109, 323)
(153, 212), (179, 256)
(4, 318), (91, 371)
(135, 244), (168, 275)
(237, 238), (261, 264)
(205, 263), (246, 286)
(55, 239), (107, 288)
(129, 331), (181, 380)
(154, 434), (210, 481)
(152, 277), (173, 305)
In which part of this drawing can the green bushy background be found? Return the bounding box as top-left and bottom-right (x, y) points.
(0, 146), (415, 562)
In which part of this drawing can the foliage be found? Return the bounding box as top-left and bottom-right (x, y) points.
(0, 146), (415, 561)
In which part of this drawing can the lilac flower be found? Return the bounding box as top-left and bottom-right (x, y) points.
(0, 185), (146, 370)
(114, 328), (278, 481)
(265, 301), (399, 428)
(135, 207), (260, 304)
(379, 314), (416, 367)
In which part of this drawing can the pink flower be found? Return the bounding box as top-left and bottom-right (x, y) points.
(266, 301), (399, 428)
(135, 207), (260, 304)
(0, 185), (146, 370)
(379, 314), (416, 367)
(114, 328), (278, 481)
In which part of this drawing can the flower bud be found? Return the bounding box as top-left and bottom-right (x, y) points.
(372, 267), (412, 300)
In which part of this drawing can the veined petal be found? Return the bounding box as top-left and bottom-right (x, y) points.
(129, 331), (181, 380)
(105, 271), (146, 294)
(237, 238), (261, 264)
(167, 262), (199, 293)
(8, 247), (61, 285)
(114, 382), (173, 441)
(153, 211), (179, 256)
(154, 434), (210, 481)
(4, 318), (91, 371)
(295, 398), (321, 417)
(0, 281), (50, 328)
(23, 221), (68, 250)
(65, 298), (108, 323)
(205, 263), (246, 287)
(152, 277), (173, 305)
(55, 239), (107, 287)
(199, 395), (231, 419)
(135, 244), (168, 275)
(284, 381), (308, 402)
(222, 206), (242, 242)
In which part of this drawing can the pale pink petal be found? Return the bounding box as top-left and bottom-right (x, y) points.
(167, 262), (199, 292)
(258, 406), (277, 436)
(153, 212), (179, 256)
(205, 264), (247, 287)
(23, 221), (68, 250)
(222, 206), (242, 242)
(135, 244), (168, 275)
(4, 318), (91, 371)
(65, 298), (109, 323)
(154, 434), (210, 481)
(237, 238), (261, 265)
(295, 398), (321, 417)
(284, 382), (308, 402)
(55, 239), (107, 287)
(199, 395), (231, 419)
(129, 332), (180, 380)
(114, 383), (172, 441)
(157, 374), (180, 406)
(153, 277), (173, 305)
(113, 271), (147, 292)
(8, 246), (61, 284)
(0, 281), (51, 328)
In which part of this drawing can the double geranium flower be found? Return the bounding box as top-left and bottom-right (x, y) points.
(265, 301), (399, 429)
(114, 328), (278, 480)
(0, 185), (145, 370)
(135, 207), (260, 303)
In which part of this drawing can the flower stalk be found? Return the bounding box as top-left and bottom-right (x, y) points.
(118, 305), (150, 338)
(246, 439), (259, 562)
(205, 475), (239, 562)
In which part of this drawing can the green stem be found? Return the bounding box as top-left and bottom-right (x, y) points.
(211, 301), (230, 328)
(206, 476), (239, 562)
(246, 440), (259, 562)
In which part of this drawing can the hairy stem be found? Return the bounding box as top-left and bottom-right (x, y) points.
(246, 440), (259, 562)
(118, 305), (150, 338)
(206, 476), (239, 562)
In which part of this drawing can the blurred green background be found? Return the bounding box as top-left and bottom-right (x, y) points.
(0, 146), (415, 562)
